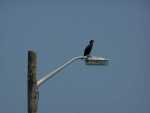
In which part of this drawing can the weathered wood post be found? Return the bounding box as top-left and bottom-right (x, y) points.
(28, 50), (38, 113)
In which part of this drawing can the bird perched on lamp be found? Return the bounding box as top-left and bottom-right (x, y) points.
(84, 40), (94, 57)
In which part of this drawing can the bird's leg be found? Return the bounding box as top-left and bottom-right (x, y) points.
(87, 54), (92, 58)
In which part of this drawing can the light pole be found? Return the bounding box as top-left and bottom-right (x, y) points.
(27, 50), (109, 113)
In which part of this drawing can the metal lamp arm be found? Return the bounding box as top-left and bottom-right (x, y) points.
(37, 56), (86, 87)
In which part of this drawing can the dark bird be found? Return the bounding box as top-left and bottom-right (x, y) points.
(84, 40), (94, 56)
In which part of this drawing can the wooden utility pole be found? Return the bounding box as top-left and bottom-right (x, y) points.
(28, 50), (38, 113)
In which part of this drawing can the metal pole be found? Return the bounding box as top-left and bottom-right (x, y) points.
(28, 50), (38, 113)
(37, 56), (86, 87)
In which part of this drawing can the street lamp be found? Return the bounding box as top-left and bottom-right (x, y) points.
(37, 56), (109, 87)
(27, 51), (109, 113)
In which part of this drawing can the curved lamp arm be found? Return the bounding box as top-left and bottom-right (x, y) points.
(37, 56), (87, 87)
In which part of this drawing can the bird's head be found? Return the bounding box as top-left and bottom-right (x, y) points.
(89, 40), (94, 44)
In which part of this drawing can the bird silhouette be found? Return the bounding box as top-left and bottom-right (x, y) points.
(84, 40), (94, 56)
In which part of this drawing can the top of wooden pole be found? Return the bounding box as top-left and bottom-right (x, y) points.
(28, 50), (38, 113)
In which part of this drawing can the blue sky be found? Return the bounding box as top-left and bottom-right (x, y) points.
(0, 1), (150, 113)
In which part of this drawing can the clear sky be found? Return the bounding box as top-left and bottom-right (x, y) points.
(0, 0), (150, 113)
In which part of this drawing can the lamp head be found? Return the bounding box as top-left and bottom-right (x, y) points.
(85, 56), (109, 65)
